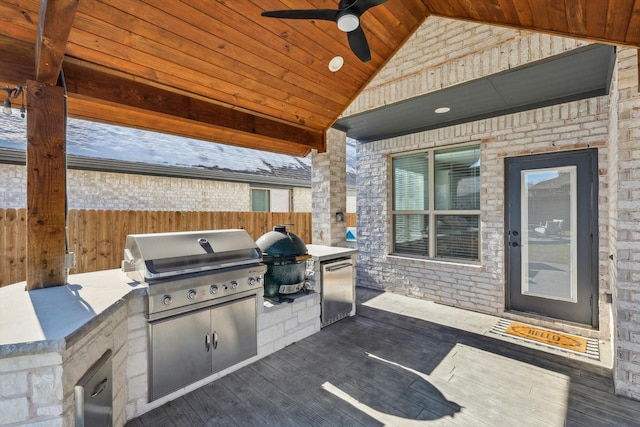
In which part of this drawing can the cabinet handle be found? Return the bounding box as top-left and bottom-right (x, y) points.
(212, 331), (219, 350)
(91, 378), (108, 398)
(205, 333), (211, 352)
(326, 262), (352, 272)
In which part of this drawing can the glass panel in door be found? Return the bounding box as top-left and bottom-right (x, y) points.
(521, 167), (577, 302)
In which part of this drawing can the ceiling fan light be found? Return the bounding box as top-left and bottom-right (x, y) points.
(337, 13), (359, 32)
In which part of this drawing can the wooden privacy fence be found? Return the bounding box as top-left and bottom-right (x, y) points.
(1, 209), (314, 287)
(1, 209), (357, 287)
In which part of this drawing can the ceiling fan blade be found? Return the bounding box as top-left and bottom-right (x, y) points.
(347, 26), (371, 62)
(261, 9), (339, 22)
(352, 0), (388, 15)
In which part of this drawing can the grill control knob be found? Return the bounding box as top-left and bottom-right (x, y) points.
(187, 289), (197, 300)
(210, 285), (218, 295)
(248, 277), (256, 286)
(230, 281), (238, 290)
(161, 295), (173, 306)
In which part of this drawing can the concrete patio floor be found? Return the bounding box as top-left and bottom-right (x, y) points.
(126, 287), (640, 426)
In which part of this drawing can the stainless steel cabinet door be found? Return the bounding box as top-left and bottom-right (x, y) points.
(321, 259), (354, 326)
(149, 308), (213, 400)
(211, 295), (257, 373)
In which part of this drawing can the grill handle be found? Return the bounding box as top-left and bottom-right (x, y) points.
(121, 249), (136, 273)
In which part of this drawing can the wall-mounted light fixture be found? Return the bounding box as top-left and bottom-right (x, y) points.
(335, 211), (345, 223)
(3, 85), (25, 118)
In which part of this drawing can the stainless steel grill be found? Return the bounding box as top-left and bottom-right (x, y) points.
(121, 229), (266, 400)
(122, 229), (265, 320)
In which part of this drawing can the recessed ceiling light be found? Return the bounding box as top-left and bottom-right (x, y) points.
(434, 107), (451, 114)
(328, 56), (344, 72)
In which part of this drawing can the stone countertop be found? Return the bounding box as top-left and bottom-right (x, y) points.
(0, 246), (355, 357)
(305, 244), (358, 262)
(0, 269), (146, 357)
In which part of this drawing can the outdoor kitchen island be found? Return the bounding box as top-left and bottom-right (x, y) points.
(0, 244), (356, 427)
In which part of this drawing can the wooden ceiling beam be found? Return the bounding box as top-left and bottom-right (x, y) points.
(36, 0), (79, 84)
(0, 37), (325, 156)
(61, 60), (325, 155)
(0, 35), (36, 85)
(67, 97), (319, 157)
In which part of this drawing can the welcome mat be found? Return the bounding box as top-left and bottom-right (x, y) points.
(490, 319), (599, 360)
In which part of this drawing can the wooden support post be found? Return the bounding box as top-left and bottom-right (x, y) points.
(26, 80), (68, 290)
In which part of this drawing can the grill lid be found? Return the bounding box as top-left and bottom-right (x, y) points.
(122, 229), (262, 281)
(256, 225), (308, 261)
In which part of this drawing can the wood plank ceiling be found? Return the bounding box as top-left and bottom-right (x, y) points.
(1, 0), (639, 156)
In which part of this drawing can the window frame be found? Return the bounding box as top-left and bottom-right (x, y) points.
(251, 188), (270, 212)
(251, 187), (293, 212)
(390, 142), (481, 262)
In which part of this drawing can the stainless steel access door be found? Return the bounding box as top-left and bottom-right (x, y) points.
(321, 258), (354, 327)
(148, 294), (258, 401)
(74, 349), (113, 427)
(211, 295), (257, 373)
(149, 308), (213, 400)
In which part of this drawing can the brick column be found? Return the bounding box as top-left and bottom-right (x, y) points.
(613, 47), (640, 401)
(311, 128), (347, 246)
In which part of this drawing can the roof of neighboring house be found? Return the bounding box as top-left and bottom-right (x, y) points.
(0, 114), (356, 188)
(529, 171), (571, 191)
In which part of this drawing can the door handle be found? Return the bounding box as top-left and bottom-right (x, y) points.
(212, 331), (218, 350)
(205, 333), (211, 352)
(511, 242), (519, 247)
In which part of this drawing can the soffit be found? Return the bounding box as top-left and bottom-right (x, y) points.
(334, 44), (616, 142)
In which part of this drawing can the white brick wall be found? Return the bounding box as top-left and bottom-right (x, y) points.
(292, 187), (312, 212)
(0, 353), (62, 426)
(613, 47), (640, 400)
(352, 18), (612, 333)
(312, 128), (347, 246)
(0, 167), (314, 212)
(0, 165), (23, 208)
(349, 16), (640, 400)
(258, 293), (321, 357)
(124, 295), (148, 422)
(0, 168), (251, 211)
(608, 47), (621, 392)
(344, 19), (589, 118)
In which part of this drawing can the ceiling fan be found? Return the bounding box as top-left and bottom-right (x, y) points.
(261, 0), (388, 62)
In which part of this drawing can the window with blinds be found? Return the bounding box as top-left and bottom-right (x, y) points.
(391, 144), (480, 261)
